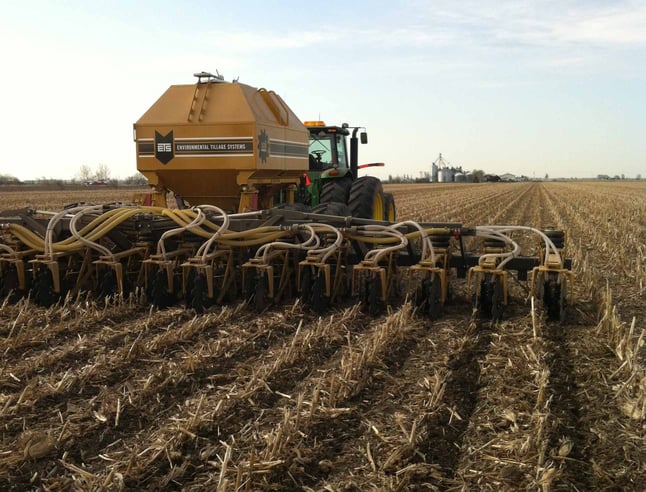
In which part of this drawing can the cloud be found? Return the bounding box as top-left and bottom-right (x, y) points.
(549, 5), (646, 46)
(206, 30), (332, 52)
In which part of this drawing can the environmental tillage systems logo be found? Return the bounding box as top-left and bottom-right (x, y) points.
(155, 131), (174, 165)
(258, 129), (269, 164)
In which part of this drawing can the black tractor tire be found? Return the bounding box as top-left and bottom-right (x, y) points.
(348, 176), (384, 220)
(320, 176), (353, 204)
(312, 201), (351, 216)
(383, 192), (396, 222)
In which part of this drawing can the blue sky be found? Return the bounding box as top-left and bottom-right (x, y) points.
(1, 0), (644, 180)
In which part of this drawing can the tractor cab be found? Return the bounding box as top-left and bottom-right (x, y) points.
(304, 121), (350, 171)
(299, 121), (370, 209)
(304, 121), (368, 182)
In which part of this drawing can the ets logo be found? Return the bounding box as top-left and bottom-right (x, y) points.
(155, 131), (174, 165)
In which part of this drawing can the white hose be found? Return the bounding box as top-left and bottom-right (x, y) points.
(157, 207), (206, 259)
(477, 225), (563, 268)
(475, 227), (519, 269)
(195, 205), (230, 262)
(44, 205), (91, 259)
(255, 224), (320, 262)
(0, 242), (16, 257)
(69, 205), (115, 260)
(358, 224), (408, 264)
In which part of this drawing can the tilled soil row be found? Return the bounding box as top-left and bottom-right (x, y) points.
(210, 304), (428, 491)
(50, 305), (371, 490)
(0, 306), (189, 389)
(0, 303), (310, 488)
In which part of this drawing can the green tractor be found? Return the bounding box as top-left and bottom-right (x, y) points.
(296, 121), (396, 221)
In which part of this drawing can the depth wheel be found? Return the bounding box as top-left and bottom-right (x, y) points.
(33, 267), (60, 307)
(310, 273), (329, 313)
(300, 266), (313, 304)
(491, 276), (504, 322)
(427, 275), (443, 320)
(189, 273), (211, 314)
(559, 277), (568, 324)
(366, 274), (383, 316)
(98, 269), (118, 299)
(150, 269), (174, 308)
(0, 265), (20, 301)
(254, 274), (270, 312)
(473, 278), (492, 316)
(544, 277), (561, 321)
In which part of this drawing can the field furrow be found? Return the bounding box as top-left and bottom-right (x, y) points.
(0, 181), (644, 490)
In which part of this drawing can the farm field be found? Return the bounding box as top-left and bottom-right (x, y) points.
(0, 181), (645, 490)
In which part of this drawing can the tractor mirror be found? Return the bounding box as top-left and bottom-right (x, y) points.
(360, 131), (368, 144)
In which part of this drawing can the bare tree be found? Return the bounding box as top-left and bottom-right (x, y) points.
(95, 163), (111, 181)
(78, 164), (93, 182)
(123, 172), (148, 186)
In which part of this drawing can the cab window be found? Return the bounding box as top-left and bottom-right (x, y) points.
(308, 132), (348, 170)
(309, 133), (334, 170)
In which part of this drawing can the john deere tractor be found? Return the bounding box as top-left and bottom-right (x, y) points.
(299, 121), (395, 221)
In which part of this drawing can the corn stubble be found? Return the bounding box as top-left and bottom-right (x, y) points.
(0, 181), (645, 490)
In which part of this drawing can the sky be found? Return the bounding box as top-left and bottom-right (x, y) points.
(0, 0), (644, 181)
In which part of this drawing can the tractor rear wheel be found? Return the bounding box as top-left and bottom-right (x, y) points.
(320, 176), (352, 204)
(312, 201), (351, 216)
(348, 176), (384, 220)
(383, 192), (396, 221)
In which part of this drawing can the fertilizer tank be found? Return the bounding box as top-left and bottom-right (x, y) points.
(134, 72), (309, 211)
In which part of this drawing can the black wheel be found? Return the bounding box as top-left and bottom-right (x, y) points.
(33, 267), (60, 307)
(312, 201), (351, 216)
(383, 192), (396, 222)
(427, 275), (443, 320)
(189, 273), (209, 314)
(0, 265), (20, 301)
(491, 276), (504, 322)
(98, 269), (118, 299)
(150, 269), (174, 308)
(473, 275), (498, 318)
(413, 279), (426, 308)
(184, 269), (196, 309)
(559, 277), (568, 324)
(300, 266), (313, 303)
(254, 274), (270, 311)
(348, 177), (384, 220)
(366, 275), (383, 316)
(544, 277), (560, 321)
(544, 230), (565, 249)
(473, 277), (492, 316)
(310, 273), (329, 313)
(320, 177), (352, 204)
